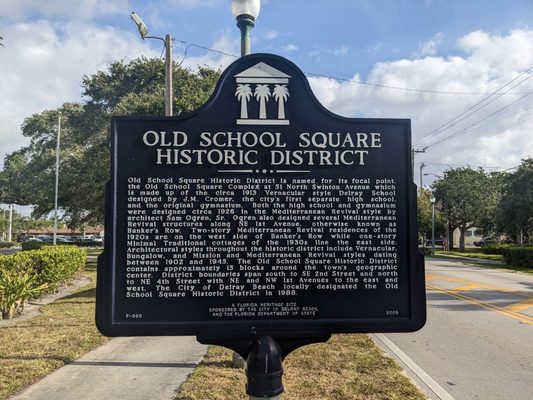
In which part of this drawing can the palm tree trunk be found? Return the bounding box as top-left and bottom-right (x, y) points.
(259, 99), (266, 119)
(278, 100), (285, 119)
(241, 99), (248, 119)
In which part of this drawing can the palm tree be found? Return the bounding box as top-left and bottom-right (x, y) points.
(273, 85), (289, 119)
(254, 84), (271, 119)
(235, 84), (252, 119)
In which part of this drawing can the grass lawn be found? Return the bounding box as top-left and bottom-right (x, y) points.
(177, 335), (427, 400)
(1, 255), (427, 400)
(435, 249), (504, 261)
(433, 250), (533, 274)
(0, 261), (108, 399)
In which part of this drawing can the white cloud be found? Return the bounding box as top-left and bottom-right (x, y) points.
(0, 19), (240, 164)
(177, 31), (239, 70)
(281, 43), (298, 52)
(414, 32), (444, 57)
(0, 19), (159, 162)
(0, 0), (130, 20)
(307, 29), (533, 177)
(308, 45), (349, 61)
(264, 30), (279, 40)
(2, 21), (533, 183)
(333, 45), (349, 57)
(166, 0), (218, 8)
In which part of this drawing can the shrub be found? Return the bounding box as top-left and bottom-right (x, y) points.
(33, 246), (87, 290)
(502, 247), (533, 268)
(0, 242), (16, 249)
(76, 241), (103, 248)
(0, 246), (87, 319)
(21, 241), (48, 251)
(482, 243), (513, 255)
(0, 271), (47, 319)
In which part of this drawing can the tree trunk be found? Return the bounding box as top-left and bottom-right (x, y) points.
(448, 223), (454, 250)
(459, 227), (466, 252)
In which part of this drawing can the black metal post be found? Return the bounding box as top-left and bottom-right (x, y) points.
(246, 336), (284, 399)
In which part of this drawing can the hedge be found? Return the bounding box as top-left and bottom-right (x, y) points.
(21, 241), (102, 251)
(0, 242), (16, 249)
(0, 246), (87, 319)
(481, 243), (514, 255)
(502, 247), (533, 268)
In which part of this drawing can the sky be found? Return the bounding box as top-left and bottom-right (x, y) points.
(1, 0), (533, 195)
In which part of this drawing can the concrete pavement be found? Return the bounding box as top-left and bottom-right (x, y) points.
(9, 336), (207, 400)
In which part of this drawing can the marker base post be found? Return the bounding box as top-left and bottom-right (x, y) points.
(246, 336), (284, 399)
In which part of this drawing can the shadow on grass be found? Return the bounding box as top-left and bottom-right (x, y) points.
(71, 360), (198, 368)
(199, 359), (239, 369)
(59, 288), (96, 301)
(0, 354), (73, 363)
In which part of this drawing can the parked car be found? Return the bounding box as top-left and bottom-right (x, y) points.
(425, 239), (445, 248)
(36, 235), (53, 242)
(24, 237), (42, 242)
(473, 237), (497, 247)
(56, 237), (74, 243)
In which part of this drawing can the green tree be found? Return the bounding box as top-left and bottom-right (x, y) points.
(496, 158), (533, 243)
(432, 168), (501, 251)
(0, 58), (220, 227)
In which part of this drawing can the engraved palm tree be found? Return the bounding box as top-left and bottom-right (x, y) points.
(254, 84), (271, 119)
(273, 85), (290, 119)
(235, 84), (252, 119)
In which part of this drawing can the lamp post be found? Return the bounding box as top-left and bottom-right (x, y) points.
(231, 0), (261, 56)
(53, 113), (61, 245)
(430, 195), (436, 256)
(7, 204), (13, 242)
(130, 12), (173, 116)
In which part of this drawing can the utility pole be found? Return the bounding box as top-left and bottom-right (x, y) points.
(411, 148), (426, 192)
(53, 113), (61, 245)
(419, 162), (425, 191)
(165, 34), (173, 116)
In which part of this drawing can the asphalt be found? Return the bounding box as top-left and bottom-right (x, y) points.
(9, 336), (207, 400)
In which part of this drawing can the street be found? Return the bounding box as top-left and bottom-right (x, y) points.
(375, 258), (533, 400)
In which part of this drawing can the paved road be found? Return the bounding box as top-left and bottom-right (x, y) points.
(376, 258), (533, 400)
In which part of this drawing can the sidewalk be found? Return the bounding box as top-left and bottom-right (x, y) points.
(9, 336), (207, 400)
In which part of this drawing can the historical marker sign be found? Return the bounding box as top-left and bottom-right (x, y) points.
(96, 54), (425, 338)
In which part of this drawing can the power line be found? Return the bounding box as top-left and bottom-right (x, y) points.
(420, 162), (512, 170)
(170, 38), (533, 97)
(305, 72), (532, 96)
(413, 65), (533, 146)
(437, 109), (533, 154)
(423, 90), (533, 150)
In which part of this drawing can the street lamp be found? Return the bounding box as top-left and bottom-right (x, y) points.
(130, 12), (173, 116)
(430, 195), (436, 256)
(231, 0), (261, 56)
